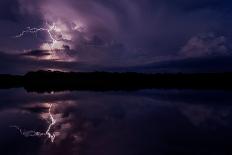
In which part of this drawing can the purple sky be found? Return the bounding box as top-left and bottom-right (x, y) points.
(0, 0), (232, 74)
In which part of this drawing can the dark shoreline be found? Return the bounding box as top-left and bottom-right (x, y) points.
(1, 70), (232, 92)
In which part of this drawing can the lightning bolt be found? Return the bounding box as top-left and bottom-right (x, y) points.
(10, 104), (57, 143)
(45, 104), (56, 142)
(15, 23), (59, 50)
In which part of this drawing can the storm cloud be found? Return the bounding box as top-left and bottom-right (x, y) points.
(0, 0), (232, 73)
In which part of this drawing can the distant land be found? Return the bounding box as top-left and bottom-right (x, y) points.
(1, 70), (232, 92)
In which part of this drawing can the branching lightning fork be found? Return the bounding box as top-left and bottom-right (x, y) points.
(15, 23), (59, 49)
(10, 104), (57, 143)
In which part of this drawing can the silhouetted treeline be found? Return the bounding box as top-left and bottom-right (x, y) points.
(1, 70), (232, 92)
(0, 74), (23, 89)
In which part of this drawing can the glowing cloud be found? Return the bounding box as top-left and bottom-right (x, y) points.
(15, 22), (65, 50)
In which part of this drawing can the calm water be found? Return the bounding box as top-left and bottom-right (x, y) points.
(0, 89), (232, 155)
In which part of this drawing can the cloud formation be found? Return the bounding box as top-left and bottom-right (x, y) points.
(180, 33), (231, 57)
(0, 0), (232, 73)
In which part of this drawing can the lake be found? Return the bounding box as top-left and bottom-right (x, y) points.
(0, 88), (232, 155)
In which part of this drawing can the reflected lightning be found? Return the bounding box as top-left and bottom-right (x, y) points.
(45, 104), (56, 142)
(11, 104), (57, 143)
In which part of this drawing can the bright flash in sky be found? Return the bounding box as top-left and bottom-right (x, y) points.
(15, 20), (84, 62)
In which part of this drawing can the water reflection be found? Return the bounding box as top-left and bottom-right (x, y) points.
(11, 103), (56, 143)
(0, 89), (232, 154)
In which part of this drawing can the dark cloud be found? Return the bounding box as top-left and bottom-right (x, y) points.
(20, 50), (50, 57)
(0, 0), (232, 73)
(0, 0), (20, 22)
(0, 51), (97, 74)
(127, 56), (232, 73)
(1, 50), (232, 74)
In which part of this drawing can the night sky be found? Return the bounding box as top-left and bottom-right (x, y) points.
(0, 0), (232, 74)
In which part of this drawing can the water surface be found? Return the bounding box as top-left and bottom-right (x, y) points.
(0, 89), (232, 155)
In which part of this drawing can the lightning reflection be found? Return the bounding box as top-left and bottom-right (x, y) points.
(10, 104), (57, 143)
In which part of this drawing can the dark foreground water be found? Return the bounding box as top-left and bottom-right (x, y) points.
(0, 89), (232, 155)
